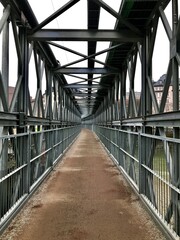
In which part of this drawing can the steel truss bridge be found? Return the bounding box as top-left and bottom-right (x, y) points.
(0, 0), (180, 239)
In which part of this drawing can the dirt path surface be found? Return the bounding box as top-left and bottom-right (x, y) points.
(0, 129), (166, 240)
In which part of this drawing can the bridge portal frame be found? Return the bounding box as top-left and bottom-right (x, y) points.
(0, 0), (179, 239)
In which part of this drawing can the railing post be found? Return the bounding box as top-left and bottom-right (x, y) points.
(26, 133), (31, 193)
(138, 132), (143, 194)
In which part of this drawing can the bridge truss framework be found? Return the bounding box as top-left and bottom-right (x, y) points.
(0, 0), (179, 239)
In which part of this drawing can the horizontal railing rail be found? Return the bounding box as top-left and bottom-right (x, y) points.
(94, 125), (180, 240)
(0, 125), (81, 232)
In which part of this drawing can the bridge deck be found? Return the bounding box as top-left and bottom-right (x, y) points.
(0, 129), (165, 240)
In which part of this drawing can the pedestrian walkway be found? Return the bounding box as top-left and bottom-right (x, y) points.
(0, 129), (165, 240)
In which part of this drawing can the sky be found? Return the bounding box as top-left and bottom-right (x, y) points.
(0, 0), (176, 99)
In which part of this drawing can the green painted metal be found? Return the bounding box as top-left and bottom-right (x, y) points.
(121, 0), (134, 18)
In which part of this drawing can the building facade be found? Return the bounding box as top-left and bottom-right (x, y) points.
(153, 74), (173, 113)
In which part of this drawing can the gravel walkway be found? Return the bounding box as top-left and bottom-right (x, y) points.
(0, 129), (166, 240)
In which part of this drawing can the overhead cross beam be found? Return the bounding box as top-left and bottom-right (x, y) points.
(72, 93), (100, 97)
(57, 73), (112, 83)
(75, 99), (101, 102)
(28, 29), (143, 42)
(54, 67), (120, 74)
(63, 84), (108, 89)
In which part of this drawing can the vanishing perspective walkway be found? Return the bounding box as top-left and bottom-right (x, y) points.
(0, 129), (166, 240)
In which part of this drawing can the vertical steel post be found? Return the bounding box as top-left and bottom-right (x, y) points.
(16, 25), (29, 194)
(0, 16), (9, 218)
(139, 37), (147, 195)
(172, 0), (180, 234)
(0, 19), (9, 178)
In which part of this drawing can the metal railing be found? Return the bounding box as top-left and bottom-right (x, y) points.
(94, 125), (180, 240)
(0, 125), (80, 232)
